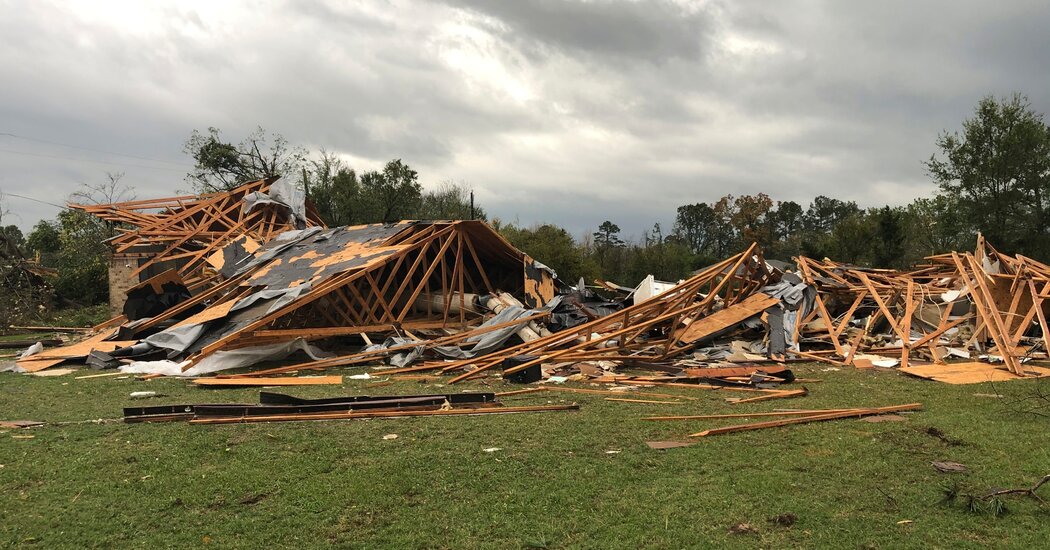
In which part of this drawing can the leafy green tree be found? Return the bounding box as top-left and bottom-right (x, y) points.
(824, 212), (875, 265)
(593, 221), (625, 249)
(799, 196), (862, 259)
(708, 196), (738, 257)
(305, 156), (427, 226)
(51, 175), (134, 305)
(925, 93), (1050, 258)
(766, 200), (804, 259)
(498, 222), (596, 282)
(359, 159), (422, 223)
(802, 195), (861, 236)
(673, 202), (720, 255)
(729, 193), (774, 250)
(626, 223), (696, 283)
(53, 209), (110, 305)
(417, 181), (485, 221)
(1, 225), (24, 254)
(25, 220), (61, 255)
(907, 195), (970, 257)
(870, 206), (908, 268)
(592, 221), (627, 279)
(303, 151), (361, 226)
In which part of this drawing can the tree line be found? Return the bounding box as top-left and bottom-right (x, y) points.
(5, 93), (1047, 305)
(497, 93), (1050, 284)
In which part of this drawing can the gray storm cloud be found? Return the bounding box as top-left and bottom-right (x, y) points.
(1, 0), (1048, 240)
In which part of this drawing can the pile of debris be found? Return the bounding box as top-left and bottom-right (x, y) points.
(12, 180), (1050, 388)
(793, 235), (1050, 382)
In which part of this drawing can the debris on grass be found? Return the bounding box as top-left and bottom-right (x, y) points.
(728, 522), (758, 535)
(0, 420), (44, 429)
(123, 391), (579, 425)
(645, 440), (693, 450)
(688, 404), (922, 437)
(932, 461), (967, 473)
(924, 426), (964, 446)
(940, 474), (1049, 515)
(860, 414), (907, 422)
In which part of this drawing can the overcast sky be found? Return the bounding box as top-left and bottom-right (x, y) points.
(2, 0), (1049, 240)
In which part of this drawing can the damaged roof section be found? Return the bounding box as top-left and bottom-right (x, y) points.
(54, 215), (558, 375)
(68, 177), (327, 290)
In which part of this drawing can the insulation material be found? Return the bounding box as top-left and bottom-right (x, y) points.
(120, 338), (332, 377)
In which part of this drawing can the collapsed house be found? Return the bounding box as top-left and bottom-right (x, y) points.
(13, 181), (1050, 387)
(109, 218), (556, 375)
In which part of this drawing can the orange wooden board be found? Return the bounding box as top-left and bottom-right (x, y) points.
(192, 375), (344, 387)
(900, 362), (1050, 384)
(677, 293), (780, 343)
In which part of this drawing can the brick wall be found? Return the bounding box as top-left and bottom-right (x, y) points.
(108, 254), (139, 316)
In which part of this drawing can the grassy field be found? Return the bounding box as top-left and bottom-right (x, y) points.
(1, 362), (1048, 548)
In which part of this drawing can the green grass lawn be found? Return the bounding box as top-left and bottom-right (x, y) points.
(1, 363), (1048, 548)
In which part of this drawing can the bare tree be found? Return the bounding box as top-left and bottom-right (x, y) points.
(69, 172), (135, 205)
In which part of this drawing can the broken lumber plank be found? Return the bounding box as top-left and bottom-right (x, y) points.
(604, 398), (683, 404)
(791, 350), (847, 366)
(192, 376), (343, 387)
(634, 381), (787, 393)
(537, 385), (697, 400)
(729, 388), (808, 404)
(643, 409), (865, 421)
(188, 404), (580, 424)
(679, 365), (792, 378)
(74, 371), (128, 380)
(688, 403), (922, 437)
(8, 325), (92, 333)
(495, 387), (547, 397)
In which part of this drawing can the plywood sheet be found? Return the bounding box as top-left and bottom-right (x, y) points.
(170, 299), (238, 328)
(900, 361), (1050, 384)
(16, 358), (67, 373)
(16, 331), (137, 373)
(677, 293), (780, 344)
(127, 268), (183, 296)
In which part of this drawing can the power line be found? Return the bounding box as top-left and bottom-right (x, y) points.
(0, 132), (190, 167)
(0, 147), (187, 172)
(2, 192), (67, 209)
